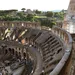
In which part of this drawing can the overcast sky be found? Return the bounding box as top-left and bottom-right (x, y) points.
(0, 0), (70, 11)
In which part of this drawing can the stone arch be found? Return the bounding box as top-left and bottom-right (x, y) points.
(25, 37), (28, 41)
(5, 49), (8, 54)
(23, 52), (26, 59)
(19, 47), (20, 51)
(19, 52), (21, 60)
(15, 51), (18, 58)
(8, 48), (11, 52)
(11, 48), (15, 55)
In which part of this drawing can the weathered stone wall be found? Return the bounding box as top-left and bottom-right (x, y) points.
(0, 23), (72, 75)
(0, 21), (41, 29)
(51, 26), (72, 75)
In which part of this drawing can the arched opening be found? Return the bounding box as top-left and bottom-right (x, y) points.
(15, 51), (18, 58)
(25, 38), (29, 44)
(12, 48), (14, 55)
(23, 52), (26, 59)
(19, 52), (21, 60)
(5, 49), (8, 54)
(9, 48), (11, 52)
(25, 38), (27, 41)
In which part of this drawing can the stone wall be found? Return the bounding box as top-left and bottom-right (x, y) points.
(52, 26), (72, 75)
(0, 21), (41, 29)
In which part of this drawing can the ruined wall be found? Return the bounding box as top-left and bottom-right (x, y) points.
(0, 21), (41, 29)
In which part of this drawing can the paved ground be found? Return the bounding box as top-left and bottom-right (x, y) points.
(5, 66), (25, 75)
(12, 66), (24, 75)
(5, 66), (12, 74)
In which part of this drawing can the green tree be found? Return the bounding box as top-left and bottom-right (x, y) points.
(54, 11), (64, 20)
(40, 18), (56, 28)
(46, 11), (54, 17)
(26, 14), (33, 21)
(35, 10), (41, 14)
(21, 8), (26, 12)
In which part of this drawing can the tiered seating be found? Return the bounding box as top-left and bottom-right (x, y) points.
(19, 29), (64, 75)
(33, 31), (64, 75)
(0, 25), (71, 75)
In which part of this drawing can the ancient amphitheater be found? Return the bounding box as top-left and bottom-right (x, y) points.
(0, 21), (73, 75)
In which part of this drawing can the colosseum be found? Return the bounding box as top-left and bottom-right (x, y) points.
(0, 21), (73, 75)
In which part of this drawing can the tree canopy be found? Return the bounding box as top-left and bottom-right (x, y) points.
(45, 11), (54, 17)
(0, 9), (65, 28)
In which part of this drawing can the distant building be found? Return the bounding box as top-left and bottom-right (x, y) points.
(63, 0), (75, 33)
(26, 9), (35, 14)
